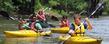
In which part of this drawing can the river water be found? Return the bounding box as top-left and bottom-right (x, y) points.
(0, 16), (109, 44)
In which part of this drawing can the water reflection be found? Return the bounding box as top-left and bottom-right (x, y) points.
(86, 17), (109, 44)
(4, 36), (60, 44)
(5, 37), (37, 44)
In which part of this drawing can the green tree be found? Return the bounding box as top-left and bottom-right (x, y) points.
(0, 0), (15, 13)
(104, 0), (109, 14)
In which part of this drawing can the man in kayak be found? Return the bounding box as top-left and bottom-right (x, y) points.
(69, 14), (92, 36)
(59, 16), (70, 27)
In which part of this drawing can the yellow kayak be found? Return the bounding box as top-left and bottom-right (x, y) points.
(51, 27), (69, 34)
(58, 35), (102, 44)
(4, 30), (51, 37)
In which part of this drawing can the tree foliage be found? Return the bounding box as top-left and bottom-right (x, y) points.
(104, 0), (109, 14)
(0, 0), (109, 16)
(0, 0), (15, 13)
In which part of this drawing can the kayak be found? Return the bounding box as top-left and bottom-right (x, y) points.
(51, 27), (69, 34)
(58, 35), (102, 44)
(4, 30), (51, 37)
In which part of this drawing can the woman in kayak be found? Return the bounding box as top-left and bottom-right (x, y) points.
(59, 16), (70, 40)
(36, 10), (46, 22)
(59, 16), (70, 27)
(36, 9), (49, 28)
(29, 16), (43, 32)
(18, 19), (30, 30)
(18, 18), (43, 32)
(69, 14), (92, 35)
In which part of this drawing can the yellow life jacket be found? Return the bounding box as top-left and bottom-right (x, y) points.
(73, 23), (85, 34)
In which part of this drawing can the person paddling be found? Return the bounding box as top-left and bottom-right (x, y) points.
(69, 14), (92, 36)
(36, 9), (49, 28)
(18, 18), (43, 32)
(18, 19), (30, 30)
(59, 16), (70, 27)
(29, 16), (43, 32)
(36, 10), (46, 22)
(59, 16), (70, 42)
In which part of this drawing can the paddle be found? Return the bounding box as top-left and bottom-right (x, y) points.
(60, 1), (104, 44)
(75, 1), (104, 32)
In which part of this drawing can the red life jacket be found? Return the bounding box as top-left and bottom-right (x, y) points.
(60, 20), (69, 27)
(37, 15), (46, 21)
(29, 22), (36, 31)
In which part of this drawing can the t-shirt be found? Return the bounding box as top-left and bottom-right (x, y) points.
(35, 23), (42, 30)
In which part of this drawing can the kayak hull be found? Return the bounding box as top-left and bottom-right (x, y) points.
(59, 35), (102, 44)
(51, 27), (69, 34)
(4, 30), (51, 37)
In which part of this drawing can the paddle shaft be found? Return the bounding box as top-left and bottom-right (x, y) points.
(75, 1), (104, 33)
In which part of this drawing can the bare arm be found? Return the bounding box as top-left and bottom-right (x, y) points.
(85, 17), (92, 30)
(18, 23), (24, 30)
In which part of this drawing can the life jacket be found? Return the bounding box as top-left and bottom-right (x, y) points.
(72, 23), (85, 34)
(37, 14), (46, 21)
(29, 22), (37, 30)
(60, 20), (69, 27)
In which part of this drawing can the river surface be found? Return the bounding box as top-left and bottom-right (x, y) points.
(0, 16), (109, 44)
